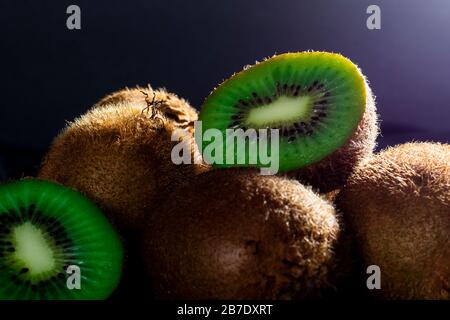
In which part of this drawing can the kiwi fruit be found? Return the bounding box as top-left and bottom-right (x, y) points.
(143, 169), (340, 299)
(0, 179), (123, 300)
(39, 88), (206, 231)
(336, 142), (450, 299)
(199, 51), (378, 191)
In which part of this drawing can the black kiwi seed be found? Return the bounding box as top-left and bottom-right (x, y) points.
(311, 116), (319, 121)
(20, 268), (29, 274)
(263, 96), (272, 104)
(276, 83), (282, 94)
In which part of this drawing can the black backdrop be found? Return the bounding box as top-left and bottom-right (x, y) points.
(1, 0), (449, 180)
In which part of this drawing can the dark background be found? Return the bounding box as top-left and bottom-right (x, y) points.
(0, 0), (449, 181)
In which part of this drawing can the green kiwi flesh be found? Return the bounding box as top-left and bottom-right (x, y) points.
(0, 179), (123, 300)
(199, 52), (367, 172)
(290, 83), (378, 192)
(336, 142), (450, 299)
(143, 169), (339, 299)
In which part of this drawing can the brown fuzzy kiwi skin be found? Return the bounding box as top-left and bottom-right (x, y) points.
(143, 169), (340, 300)
(336, 142), (450, 300)
(94, 85), (199, 133)
(39, 88), (208, 232)
(289, 82), (379, 193)
(95, 86), (151, 107)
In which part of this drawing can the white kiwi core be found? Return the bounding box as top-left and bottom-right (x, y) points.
(245, 96), (312, 127)
(13, 222), (55, 275)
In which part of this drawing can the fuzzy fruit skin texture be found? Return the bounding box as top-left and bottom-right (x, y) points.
(39, 88), (206, 231)
(94, 86), (198, 132)
(290, 83), (379, 193)
(336, 142), (450, 300)
(144, 169), (340, 300)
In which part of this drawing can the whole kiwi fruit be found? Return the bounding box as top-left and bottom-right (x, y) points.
(336, 142), (450, 299)
(143, 169), (340, 299)
(39, 87), (206, 231)
(198, 52), (378, 192)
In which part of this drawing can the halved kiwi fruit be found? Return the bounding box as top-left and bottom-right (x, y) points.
(39, 88), (207, 231)
(0, 179), (123, 300)
(143, 169), (340, 299)
(199, 52), (378, 190)
(336, 142), (450, 299)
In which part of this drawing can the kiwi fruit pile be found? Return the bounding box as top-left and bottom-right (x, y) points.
(2, 51), (448, 300)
